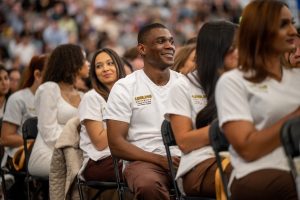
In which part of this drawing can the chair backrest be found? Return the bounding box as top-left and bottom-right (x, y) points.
(161, 119), (181, 199)
(209, 119), (229, 153)
(209, 119), (230, 200)
(21, 117), (38, 173)
(22, 117), (38, 140)
(161, 119), (177, 147)
(280, 116), (300, 179)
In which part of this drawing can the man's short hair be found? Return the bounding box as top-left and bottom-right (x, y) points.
(137, 23), (167, 44)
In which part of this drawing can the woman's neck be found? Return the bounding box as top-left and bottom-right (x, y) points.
(265, 55), (282, 81)
(0, 95), (6, 108)
(58, 82), (75, 92)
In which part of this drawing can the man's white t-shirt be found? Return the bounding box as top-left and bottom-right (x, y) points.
(103, 69), (181, 157)
(216, 67), (300, 179)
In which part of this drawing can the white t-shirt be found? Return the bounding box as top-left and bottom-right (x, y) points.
(3, 88), (36, 157)
(28, 82), (81, 177)
(216, 67), (300, 179)
(103, 69), (181, 157)
(165, 72), (214, 194)
(79, 89), (111, 164)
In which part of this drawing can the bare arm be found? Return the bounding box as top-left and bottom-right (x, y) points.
(107, 119), (178, 170)
(223, 106), (300, 162)
(169, 114), (210, 154)
(0, 121), (23, 147)
(83, 119), (108, 151)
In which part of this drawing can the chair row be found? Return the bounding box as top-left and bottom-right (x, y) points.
(2, 116), (300, 200)
(161, 116), (300, 200)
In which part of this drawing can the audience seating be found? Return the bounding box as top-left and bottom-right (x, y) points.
(22, 117), (49, 200)
(280, 116), (300, 198)
(77, 156), (124, 200)
(161, 119), (215, 200)
(209, 119), (230, 200)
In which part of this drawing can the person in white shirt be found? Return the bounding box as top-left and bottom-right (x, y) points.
(104, 23), (181, 200)
(0, 54), (47, 199)
(28, 44), (89, 177)
(165, 20), (238, 197)
(0, 65), (10, 118)
(79, 48), (125, 183)
(216, 1), (300, 200)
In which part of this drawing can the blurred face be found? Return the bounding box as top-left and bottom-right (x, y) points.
(95, 52), (118, 88)
(180, 49), (196, 75)
(288, 36), (300, 67)
(0, 70), (10, 96)
(272, 6), (297, 54)
(78, 58), (90, 79)
(224, 47), (239, 71)
(9, 70), (20, 92)
(140, 28), (175, 70)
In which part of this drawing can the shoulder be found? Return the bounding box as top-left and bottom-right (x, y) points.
(38, 81), (60, 92)
(82, 89), (105, 103)
(218, 68), (244, 85)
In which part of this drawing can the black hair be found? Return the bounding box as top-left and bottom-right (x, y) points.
(137, 23), (167, 44)
(43, 44), (84, 84)
(195, 20), (238, 128)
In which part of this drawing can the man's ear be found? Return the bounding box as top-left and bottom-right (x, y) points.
(137, 43), (146, 57)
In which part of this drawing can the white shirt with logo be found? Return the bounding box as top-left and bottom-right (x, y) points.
(165, 71), (215, 194)
(104, 69), (181, 157)
(216, 67), (300, 179)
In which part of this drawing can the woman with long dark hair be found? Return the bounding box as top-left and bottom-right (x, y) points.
(165, 20), (238, 197)
(79, 48), (125, 184)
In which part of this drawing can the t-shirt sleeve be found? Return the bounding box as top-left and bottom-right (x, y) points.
(103, 81), (132, 123)
(165, 78), (191, 120)
(215, 72), (253, 128)
(35, 82), (62, 147)
(3, 93), (24, 126)
(79, 91), (104, 122)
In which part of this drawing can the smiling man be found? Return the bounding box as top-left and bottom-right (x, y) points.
(104, 23), (181, 200)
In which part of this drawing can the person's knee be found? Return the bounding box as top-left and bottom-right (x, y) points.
(135, 175), (167, 195)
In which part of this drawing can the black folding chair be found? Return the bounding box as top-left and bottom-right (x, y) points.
(0, 117), (8, 200)
(209, 119), (230, 200)
(161, 119), (215, 200)
(22, 117), (49, 200)
(280, 116), (300, 197)
(77, 156), (125, 200)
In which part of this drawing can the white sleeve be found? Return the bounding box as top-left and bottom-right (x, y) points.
(103, 81), (132, 123)
(215, 72), (253, 128)
(3, 93), (23, 126)
(165, 79), (191, 120)
(35, 82), (62, 147)
(79, 91), (104, 122)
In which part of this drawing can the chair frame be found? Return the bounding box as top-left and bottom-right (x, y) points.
(77, 156), (125, 200)
(0, 117), (8, 200)
(280, 116), (300, 182)
(161, 119), (215, 200)
(22, 117), (48, 200)
(209, 119), (230, 200)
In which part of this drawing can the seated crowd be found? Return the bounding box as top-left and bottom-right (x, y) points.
(1, 1), (300, 200)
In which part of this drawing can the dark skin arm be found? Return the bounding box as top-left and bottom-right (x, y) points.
(107, 119), (180, 170)
(223, 106), (300, 162)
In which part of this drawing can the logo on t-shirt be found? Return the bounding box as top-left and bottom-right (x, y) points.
(135, 94), (152, 106)
(250, 84), (268, 93)
(191, 94), (207, 105)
